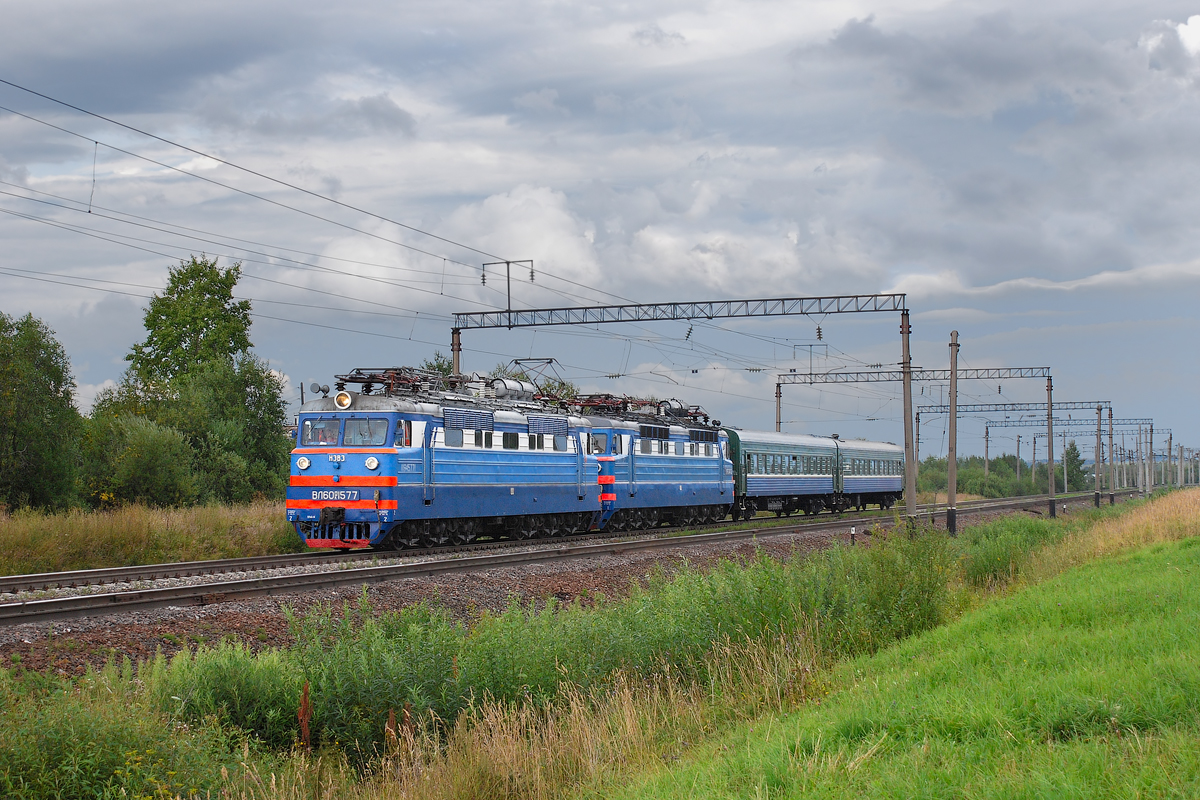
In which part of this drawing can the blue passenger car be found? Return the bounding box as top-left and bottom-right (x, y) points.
(726, 429), (903, 517)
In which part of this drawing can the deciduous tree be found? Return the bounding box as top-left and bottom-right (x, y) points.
(126, 255), (252, 387)
(0, 312), (81, 508)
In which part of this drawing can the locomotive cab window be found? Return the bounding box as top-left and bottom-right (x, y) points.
(395, 420), (412, 448)
(344, 418), (388, 446)
(589, 433), (608, 454)
(301, 418), (340, 446)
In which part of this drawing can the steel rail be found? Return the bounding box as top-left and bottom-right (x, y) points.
(0, 551), (364, 595)
(0, 490), (1130, 595)
(0, 491), (1135, 626)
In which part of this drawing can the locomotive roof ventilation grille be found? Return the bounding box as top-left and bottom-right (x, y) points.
(528, 415), (569, 436)
(444, 408), (495, 431)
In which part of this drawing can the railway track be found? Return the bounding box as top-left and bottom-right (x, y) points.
(0, 490), (1136, 625)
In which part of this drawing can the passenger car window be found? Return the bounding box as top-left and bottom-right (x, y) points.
(301, 418), (340, 446)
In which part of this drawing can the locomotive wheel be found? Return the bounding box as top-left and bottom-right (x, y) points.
(514, 517), (537, 539)
(451, 519), (479, 546)
(423, 520), (451, 547)
(399, 520), (427, 548)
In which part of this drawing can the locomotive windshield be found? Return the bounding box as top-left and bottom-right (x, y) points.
(344, 418), (389, 446)
(301, 418), (340, 446)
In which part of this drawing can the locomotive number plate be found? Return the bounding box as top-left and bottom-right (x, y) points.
(311, 489), (360, 501)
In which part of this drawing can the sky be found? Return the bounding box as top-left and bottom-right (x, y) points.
(1, 0), (1198, 462)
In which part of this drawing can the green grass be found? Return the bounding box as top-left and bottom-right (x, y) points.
(610, 531), (1200, 798)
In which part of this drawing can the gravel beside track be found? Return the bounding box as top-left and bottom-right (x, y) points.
(0, 491), (1132, 675)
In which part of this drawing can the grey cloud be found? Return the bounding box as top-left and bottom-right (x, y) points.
(203, 92), (416, 139)
(0, 156), (29, 184)
(632, 23), (685, 47)
(812, 14), (1136, 115)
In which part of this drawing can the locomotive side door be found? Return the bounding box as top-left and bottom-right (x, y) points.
(422, 423), (434, 505)
(832, 440), (844, 494)
(628, 434), (638, 497)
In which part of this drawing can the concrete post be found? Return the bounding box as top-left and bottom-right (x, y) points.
(1095, 405), (1102, 507)
(1108, 407), (1115, 505)
(451, 328), (462, 377)
(901, 310), (917, 521)
(947, 331), (959, 535)
(1061, 430), (1067, 496)
(1046, 377), (1056, 518)
(1136, 426), (1143, 496)
(984, 427), (989, 480)
(1016, 435), (1022, 482)
(775, 383), (782, 433)
(1168, 433), (1173, 488)
(1149, 425), (1154, 495)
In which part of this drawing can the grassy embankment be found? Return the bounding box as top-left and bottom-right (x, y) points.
(0, 491), (1196, 798)
(616, 490), (1200, 799)
(0, 501), (300, 576)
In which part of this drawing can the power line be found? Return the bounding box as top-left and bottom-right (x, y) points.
(0, 77), (508, 261)
(0, 88), (637, 307)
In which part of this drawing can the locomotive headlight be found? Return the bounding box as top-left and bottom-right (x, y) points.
(334, 391), (353, 409)
(296, 456), (311, 470)
(365, 457), (380, 470)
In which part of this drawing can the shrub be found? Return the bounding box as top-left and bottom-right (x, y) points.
(147, 643), (302, 750)
(81, 414), (197, 507)
(0, 666), (236, 799)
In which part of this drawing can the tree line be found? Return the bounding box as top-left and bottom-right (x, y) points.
(916, 443), (1090, 499)
(0, 256), (292, 510)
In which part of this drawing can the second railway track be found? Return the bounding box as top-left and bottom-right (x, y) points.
(0, 490), (1135, 625)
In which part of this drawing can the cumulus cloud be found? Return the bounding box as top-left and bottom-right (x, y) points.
(513, 88), (568, 115)
(205, 92), (416, 139)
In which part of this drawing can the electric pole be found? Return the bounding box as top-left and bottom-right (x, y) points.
(1047, 376), (1056, 518)
(947, 331), (959, 535)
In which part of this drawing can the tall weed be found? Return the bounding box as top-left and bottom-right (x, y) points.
(0, 500), (299, 575)
(0, 664), (240, 799)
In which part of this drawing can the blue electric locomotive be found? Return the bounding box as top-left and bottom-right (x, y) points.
(287, 368), (734, 549)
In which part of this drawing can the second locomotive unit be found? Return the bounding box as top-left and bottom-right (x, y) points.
(287, 367), (903, 549)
